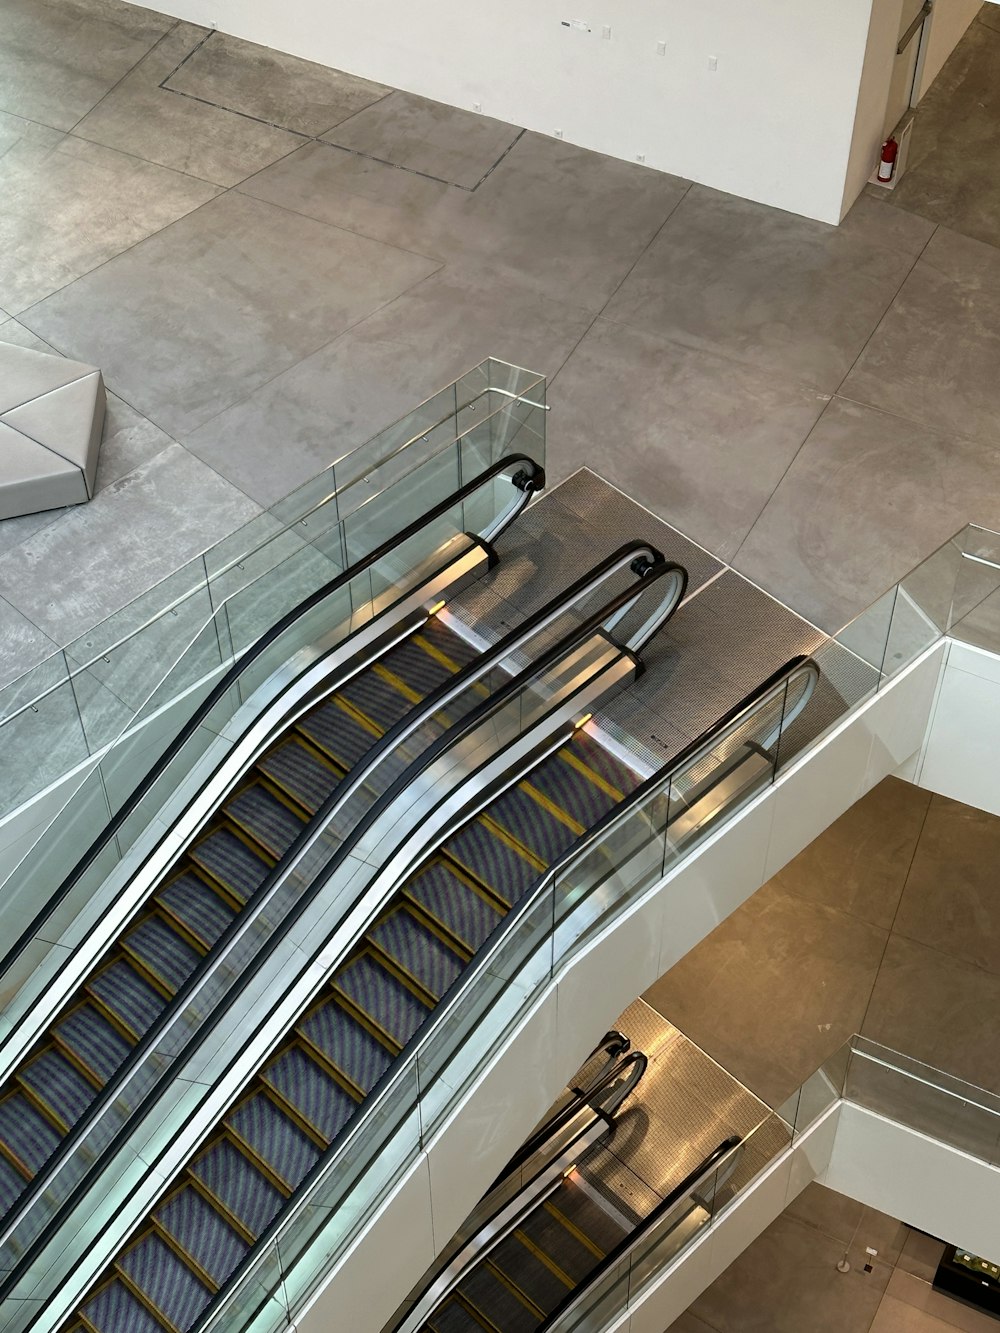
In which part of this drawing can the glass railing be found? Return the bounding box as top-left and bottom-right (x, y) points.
(174, 656), (823, 1333)
(0, 359), (546, 1002)
(134, 518), (1000, 1333)
(836, 521), (1000, 678)
(570, 1035), (1000, 1332)
(814, 1034), (1000, 1168)
(2, 554), (689, 1331)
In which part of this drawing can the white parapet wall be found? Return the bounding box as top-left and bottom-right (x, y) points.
(913, 639), (1000, 818)
(290, 642), (945, 1333)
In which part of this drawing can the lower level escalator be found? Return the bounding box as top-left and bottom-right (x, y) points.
(0, 614), (480, 1220)
(395, 1040), (742, 1333)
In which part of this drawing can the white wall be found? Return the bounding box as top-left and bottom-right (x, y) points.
(152, 0), (879, 225)
(915, 640), (1000, 817)
(823, 1104), (1000, 1260)
(841, 0), (905, 215)
(916, 0), (982, 98)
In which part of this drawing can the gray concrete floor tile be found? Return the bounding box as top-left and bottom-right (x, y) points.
(979, 4), (1000, 33)
(842, 227), (1000, 446)
(21, 190), (440, 437)
(0, 132), (220, 313)
(0, 597), (59, 692)
(0, 0), (174, 131)
(862, 934), (1000, 1096)
(242, 132), (690, 311)
(323, 91), (521, 188)
(733, 397), (1000, 633)
(184, 265), (591, 505)
(771, 777), (932, 931)
(784, 1183), (908, 1267)
(892, 795), (1000, 976)
(870, 1293), (956, 1331)
(164, 28), (390, 137)
(546, 318), (828, 560)
(644, 880), (887, 1108)
(886, 1269), (1000, 1333)
(687, 1213), (891, 1332)
(879, 21), (1000, 251)
(665, 1314), (716, 1332)
(897, 1232), (947, 1284)
(72, 23), (305, 187)
(603, 187), (934, 394)
(0, 444), (259, 643)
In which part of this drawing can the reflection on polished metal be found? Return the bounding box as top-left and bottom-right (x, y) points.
(0, 343), (105, 519)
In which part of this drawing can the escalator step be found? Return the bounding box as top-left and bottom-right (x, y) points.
(516, 1206), (596, 1285)
(458, 1264), (539, 1333)
(262, 1045), (356, 1142)
(426, 1297), (494, 1333)
(190, 1139), (285, 1238)
(335, 954), (431, 1049)
(489, 1231), (573, 1316)
(406, 861), (504, 952)
(571, 733), (643, 798)
(123, 916), (202, 994)
(190, 829), (270, 903)
(298, 702), (378, 771)
(19, 1047), (96, 1131)
(155, 1187), (249, 1288)
(53, 1005), (132, 1083)
(370, 908), (464, 1000)
(384, 634), (460, 696)
(298, 1000), (392, 1094)
(226, 784), (304, 859)
(528, 748), (620, 831)
(158, 872), (236, 949)
(419, 619), (480, 670)
(118, 1231), (213, 1333)
(225, 1091), (321, 1189)
(0, 1093), (60, 1173)
(445, 822), (539, 908)
(0, 1151), (27, 1216)
(552, 1178), (628, 1256)
(258, 738), (339, 815)
(338, 671), (414, 733)
(88, 961), (167, 1039)
(488, 785), (580, 866)
(81, 1278), (169, 1333)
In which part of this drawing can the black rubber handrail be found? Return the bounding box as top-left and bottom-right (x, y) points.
(0, 453), (543, 986)
(184, 654), (816, 1333)
(0, 541), (671, 1257)
(536, 1135), (743, 1332)
(498, 1045), (643, 1186)
(4, 546), (685, 1313)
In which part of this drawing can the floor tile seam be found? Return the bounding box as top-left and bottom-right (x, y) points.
(157, 22), (216, 85)
(154, 83), (312, 145)
(61, 124), (229, 191)
(545, 180), (695, 393)
(314, 87), (396, 141)
(885, 918), (1000, 983)
(172, 254), (447, 451)
(63, 18), (186, 138)
(856, 794), (936, 1040)
(774, 876), (902, 936)
(591, 304), (833, 399)
(729, 216), (942, 568)
(0, 590), (60, 657)
(229, 169), (452, 266)
(829, 386), (1000, 458)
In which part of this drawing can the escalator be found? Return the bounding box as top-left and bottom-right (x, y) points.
(393, 1046), (741, 1333)
(0, 618), (482, 1218)
(0, 456), (553, 1238)
(44, 552), (692, 1333)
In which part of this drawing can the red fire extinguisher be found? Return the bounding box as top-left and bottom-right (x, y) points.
(878, 136), (898, 182)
